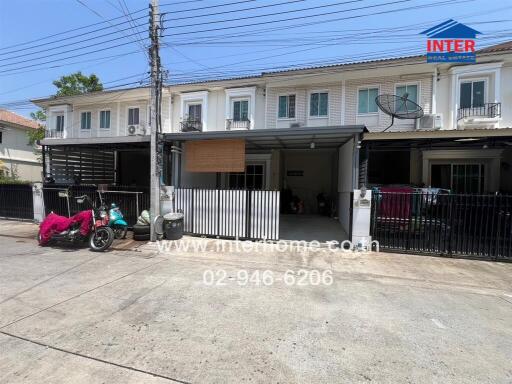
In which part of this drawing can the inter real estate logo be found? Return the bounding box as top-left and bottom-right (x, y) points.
(420, 19), (481, 63)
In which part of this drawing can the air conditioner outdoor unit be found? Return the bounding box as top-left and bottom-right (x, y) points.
(416, 113), (442, 130)
(289, 122), (303, 129)
(127, 124), (147, 136)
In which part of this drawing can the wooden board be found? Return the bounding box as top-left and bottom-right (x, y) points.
(185, 139), (245, 173)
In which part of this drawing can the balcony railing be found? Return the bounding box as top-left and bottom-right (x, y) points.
(457, 102), (501, 120)
(45, 129), (64, 138)
(226, 119), (250, 130)
(180, 119), (202, 132)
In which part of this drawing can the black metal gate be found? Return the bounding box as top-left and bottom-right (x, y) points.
(370, 192), (512, 261)
(42, 184), (149, 226)
(0, 184), (33, 220)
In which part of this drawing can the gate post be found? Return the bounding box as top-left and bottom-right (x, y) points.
(32, 182), (45, 223)
(351, 188), (372, 250)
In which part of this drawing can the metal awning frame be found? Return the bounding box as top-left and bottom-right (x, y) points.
(164, 125), (366, 150)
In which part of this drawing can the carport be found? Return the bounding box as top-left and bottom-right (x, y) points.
(164, 125), (365, 242)
(38, 136), (153, 226)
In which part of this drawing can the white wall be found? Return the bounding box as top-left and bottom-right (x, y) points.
(338, 138), (355, 235)
(281, 149), (336, 214)
(0, 126), (41, 181)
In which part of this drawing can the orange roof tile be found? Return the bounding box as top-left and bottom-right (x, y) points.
(0, 109), (40, 129)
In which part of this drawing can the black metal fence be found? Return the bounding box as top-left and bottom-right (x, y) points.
(0, 184), (34, 220)
(457, 102), (501, 120)
(370, 192), (512, 261)
(42, 184), (149, 226)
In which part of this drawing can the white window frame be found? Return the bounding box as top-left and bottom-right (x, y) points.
(459, 77), (488, 108)
(99, 109), (111, 130)
(394, 82), (420, 103)
(185, 102), (203, 121)
(277, 93), (297, 120)
(450, 63), (502, 129)
(127, 106), (140, 126)
(55, 114), (65, 132)
(180, 91), (208, 130)
(222, 154), (271, 189)
(231, 97), (250, 121)
(225, 87), (256, 129)
(357, 85), (380, 116)
(80, 111), (92, 130)
(394, 82), (421, 120)
(308, 89), (329, 118)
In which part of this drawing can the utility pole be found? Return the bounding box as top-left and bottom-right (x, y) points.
(149, 0), (161, 241)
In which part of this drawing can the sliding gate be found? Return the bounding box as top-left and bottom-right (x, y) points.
(174, 188), (280, 240)
(370, 192), (512, 261)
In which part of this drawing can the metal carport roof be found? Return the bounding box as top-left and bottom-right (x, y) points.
(164, 125), (366, 149)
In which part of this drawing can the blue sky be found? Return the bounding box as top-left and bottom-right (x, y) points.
(0, 0), (510, 117)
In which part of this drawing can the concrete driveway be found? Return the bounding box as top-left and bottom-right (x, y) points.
(0, 229), (511, 383)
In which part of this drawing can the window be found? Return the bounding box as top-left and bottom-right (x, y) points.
(228, 164), (265, 190)
(128, 108), (139, 125)
(80, 112), (91, 130)
(232, 100), (249, 121)
(278, 95), (296, 119)
(460, 80), (485, 108)
(187, 104), (202, 122)
(55, 115), (64, 132)
(358, 88), (379, 114)
(395, 84), (418, 112)
(431, 163), (485, 194)
(309, 92), (328, 117)
(100, 110), (110, 129)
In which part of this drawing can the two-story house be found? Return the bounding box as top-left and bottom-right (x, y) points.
(0, 109), (41, 181)
(35, 40), (512, 241)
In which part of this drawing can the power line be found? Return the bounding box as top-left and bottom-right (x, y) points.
(0, 50), (141, 78)
(168, 0), (366, 29)
(74, 0), (149, 61)
(117, 0), (149, 56)
(167, 0), (307, 22)
(162, 0), (473, 38)
(0, 0), (254, 56)
(0, 8), (147, 53)
(165, 3), (509, 46)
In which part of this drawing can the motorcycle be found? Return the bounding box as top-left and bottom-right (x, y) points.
(96, 191), (128, 239)
(38, 195), (115, 252)
(108, 203), (128, 239)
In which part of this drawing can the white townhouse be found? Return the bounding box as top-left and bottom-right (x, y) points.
(0, 109), (41, 181)
(34, 40), (512, 241)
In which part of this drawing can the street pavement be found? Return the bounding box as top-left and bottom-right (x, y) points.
(0, 220), (511, 383)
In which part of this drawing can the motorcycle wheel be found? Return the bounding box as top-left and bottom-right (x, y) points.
(113, 226), (127, 240)
(89, 227), (115, 252)
(37, 231), (47, 246)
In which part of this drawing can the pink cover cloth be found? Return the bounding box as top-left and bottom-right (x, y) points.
(39, 210), (93, 245)
(379, 187), (413, 219)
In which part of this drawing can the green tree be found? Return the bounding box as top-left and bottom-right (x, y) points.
(53, 71), (103, 96)
(30, 109), (47, 123)
(27, 72), (103, 147)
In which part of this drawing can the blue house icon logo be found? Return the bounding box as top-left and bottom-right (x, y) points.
(420, 20), (481, 63)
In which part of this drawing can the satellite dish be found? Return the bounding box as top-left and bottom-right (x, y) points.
(375, 93), (424, 132)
